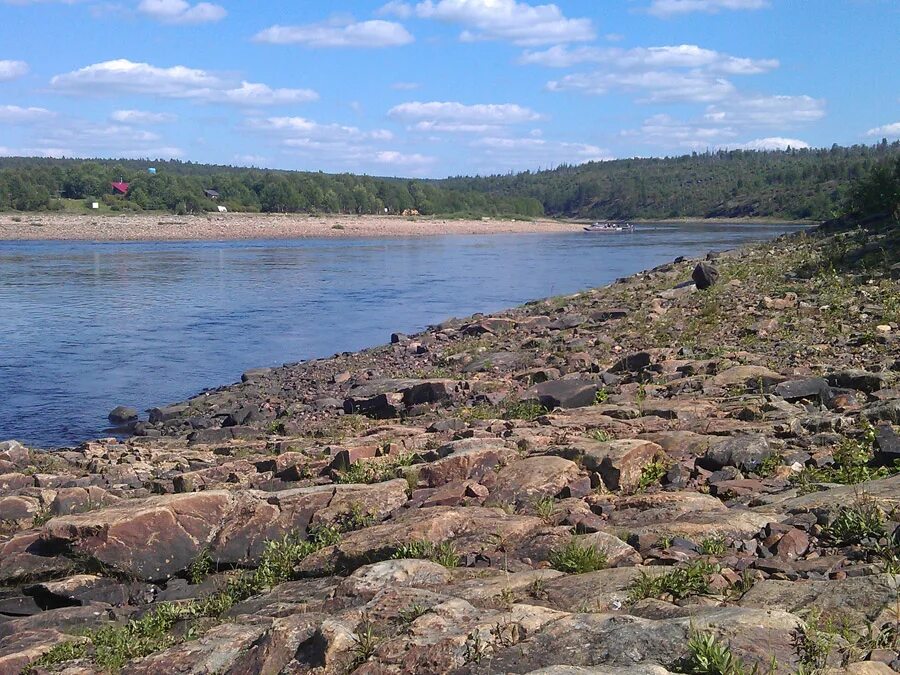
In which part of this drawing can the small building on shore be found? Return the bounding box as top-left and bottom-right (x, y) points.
(204, 189), (220, 200)
(111, 182), (130, 195)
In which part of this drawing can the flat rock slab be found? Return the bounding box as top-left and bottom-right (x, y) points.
(470, 606), (801, 674)
(763, 474), (900, 516)
(43, 491), (234, 582)
(603, 491), (773, 541)
(490, 456), (582, 508)
(739, 574), (900, 625)
(298, 506), (543, 575)
(710, 366), (786, 391)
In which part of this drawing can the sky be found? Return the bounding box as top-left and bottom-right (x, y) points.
(0, 0), (897, 178)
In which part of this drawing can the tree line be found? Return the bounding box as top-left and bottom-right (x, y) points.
(437, 141), (899, 221)
(0, 140), (897, 220)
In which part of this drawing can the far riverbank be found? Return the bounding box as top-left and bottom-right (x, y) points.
(0, 212), (813, 242)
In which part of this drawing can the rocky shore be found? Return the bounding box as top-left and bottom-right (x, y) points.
(1, 216), (899, 674)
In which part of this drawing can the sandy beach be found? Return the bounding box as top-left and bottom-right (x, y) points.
(0, 212), (585, 241)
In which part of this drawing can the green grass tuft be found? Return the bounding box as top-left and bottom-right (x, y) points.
(548, 538), (608, 574)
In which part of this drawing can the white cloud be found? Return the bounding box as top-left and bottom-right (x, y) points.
(413, 0), (594, 46)
(548, 69), (736, 103)
(471, 135), (612, 171)
(248, 116), (391, 140)
(389, 101), (541, 132)
(111, 109), (176, 124)
(621, 110), (818, 152)
(246, 114), (432, 174)
(137, 0), (226, 24)
(50, 59), (318, 105)
(866, 121), (900, 138)
(253, 19), (413, 48)
(726, 137), (809, 151)
(0, 60), (29, 81)
(373, 150), (434, 166)
(0, 104), (55, 123)
(522, 44), (778, 75)
(704, 95), (825, 126)
(234, 153), (268, 165)
(0, 146), (73, 158)
(377, 0), (412, 18)
(647, 0), (769, 18)
(217, 81), (318, 105)
(43, 123), (161, 144)
(621, 113), (735, 149)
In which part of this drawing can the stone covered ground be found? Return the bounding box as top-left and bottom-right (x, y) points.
(1, 217), (899, 674)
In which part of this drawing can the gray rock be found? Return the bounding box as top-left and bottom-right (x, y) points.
(862, 400), (900, 424)
(692, 262), (719, 290)
(611, 351), (652, 373)
(526, 379), (599, 409)
(107, 406), (138, 425)
(590, 308), (630, 322)
(148, 403), (189, 424)
(774, 378), (831, 403)
(825, 369), (888, 393)
(700, 434), (774, 472)
(874, 424), (900, 461)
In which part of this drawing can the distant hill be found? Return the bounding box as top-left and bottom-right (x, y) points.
(1, 141), (897, 219)
(438, 141), (900, 221)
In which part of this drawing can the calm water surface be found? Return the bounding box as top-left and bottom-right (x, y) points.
(1, 222), (802, 447)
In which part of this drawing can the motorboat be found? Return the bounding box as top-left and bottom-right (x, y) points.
(583, 221), (635, 233)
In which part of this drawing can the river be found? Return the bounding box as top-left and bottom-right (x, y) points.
(0, 221), (803, 447)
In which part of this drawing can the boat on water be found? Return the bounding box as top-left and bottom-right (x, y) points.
(583, 221), (635, 233)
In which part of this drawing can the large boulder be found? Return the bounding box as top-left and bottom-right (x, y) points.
(692, 262), (719, 290)
(418, 440), (517, 488)
(700, 434), (774, 472)
(108, 405), (139, 425)
(490, 456), (583, 508)
(526, 379), (600, 409)
(581, 439), (666, 492)
(42, 491), (234, 582)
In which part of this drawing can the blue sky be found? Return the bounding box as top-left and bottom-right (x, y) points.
(0, 0), (897, 177)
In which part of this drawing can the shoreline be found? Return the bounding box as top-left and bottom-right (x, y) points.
(0, 212), (813, 242)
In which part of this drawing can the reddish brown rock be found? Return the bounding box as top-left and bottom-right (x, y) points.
(298, 506), (542, 575)
(489, 456), (583, 508)
(581, 439), (666, 492)
(43, 491), (234, 581)
(418, 440), (517, 487)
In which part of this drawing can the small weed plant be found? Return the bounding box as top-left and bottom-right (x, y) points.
(681, 629), (770, 675)
(392, 540), (461, 567)
(336, 453), (414, 484)
(548, 538), (608, 574)
(628, 560), (717, 603)
(534, 496), (556, 523)
(637, 457), (670, 492)
(699, 536), (727, 556)
(822, 493), (887, 546)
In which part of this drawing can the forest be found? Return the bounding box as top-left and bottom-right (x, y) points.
(0, 140), (897, 220)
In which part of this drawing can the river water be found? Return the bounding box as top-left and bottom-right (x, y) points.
(0, 222), (802, 447)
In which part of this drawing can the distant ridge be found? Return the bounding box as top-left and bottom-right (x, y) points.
(1, 141), (897, 219)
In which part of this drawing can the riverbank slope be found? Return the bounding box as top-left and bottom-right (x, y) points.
(1, 216), (898, 673)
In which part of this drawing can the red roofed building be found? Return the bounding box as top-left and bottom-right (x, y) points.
(111, 182), (130, 195)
